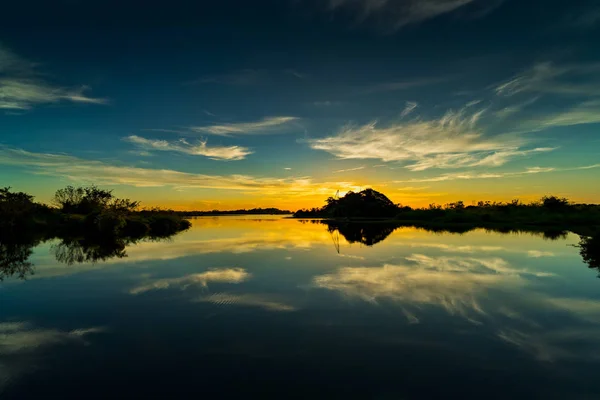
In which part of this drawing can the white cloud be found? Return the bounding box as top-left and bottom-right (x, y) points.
(190, 116), (299, 136)
(195, 293), (297, 312)
(307, 105), (551, 170)
(0, 322), (105, 355)
(326, 0), (501, 31)
(0, 146), (363, 195)
(129, 268), (251, 295)
(123, 135), (252, 161)
(313, 253), (551, 322)
(495, 62), (600, 97)
(333, 166), (365, 173)
(0, 45), (107, 110)
(394, 164), (600, 183)
(313, 100), (343, 106)
(0, 322), (105, 391)
(495, 96), (539, 119)
(527, 100), (600, 130)
(400, 101), (418, 117)
(362, 76), (449, 94)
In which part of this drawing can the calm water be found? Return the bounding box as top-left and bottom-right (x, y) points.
(1, 216), (599, 399)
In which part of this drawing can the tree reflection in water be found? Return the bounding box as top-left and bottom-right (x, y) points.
(51, 237), (130, 266)
(0, 239), (36, 281)
(322, 221), (398, 246)
(579, 235), (600, 276)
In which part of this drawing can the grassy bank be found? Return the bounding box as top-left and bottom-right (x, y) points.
(293, 189), (600, 236)
(0, 186), (191, 240)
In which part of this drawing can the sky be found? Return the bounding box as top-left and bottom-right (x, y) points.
(0, 0), (599, 210)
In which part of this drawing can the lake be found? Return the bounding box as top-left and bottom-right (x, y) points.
(1, 216), (599, 399)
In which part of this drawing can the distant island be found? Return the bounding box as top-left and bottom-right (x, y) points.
(177, 208), (291, 217)
(293, 188), (600, 236)
(294, 188), (599, 276)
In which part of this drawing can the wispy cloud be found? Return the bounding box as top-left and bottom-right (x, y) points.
(313, 100), (343, 107)
(190, 116), (299, 136)
(0, 44), (107, 110)
(333, 166), (365, 173)
(394, 164), (600, 183)
(123, 135), (252, 161)
(189, 69), (306, 85)
(400, 101), (418, 117)
(325, 0), (503, 32)
(307, 105), (551, 170)
(495, 96), (539, 119)
(526, 100), (600, 130)
(313, 253), (549, 322)
(195, 293), (297, 312)
(362, 77), (449, 94)
(0, 146), (364, 196)
(0, 321), (105, 390)
(129, 268), (251, 295)
(495, 61), (600, 97)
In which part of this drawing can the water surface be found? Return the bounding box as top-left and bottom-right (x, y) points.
(1, 217), (599, 398)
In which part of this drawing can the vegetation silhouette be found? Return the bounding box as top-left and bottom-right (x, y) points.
(578, 235), (600, 276)
(323, 221), (398, 246)
(0, 238), (36, 281)
(51, 237), (129, 266)
(297, 188), (599, 274)
(294, 189), (600, 237)
(0, 185), (191, 280)
(177, 208), (291, 216)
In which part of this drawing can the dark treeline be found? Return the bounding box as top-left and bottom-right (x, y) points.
(293, 189), (600, 236)
(177, 208), (291, 217)
(296, 219), (600, 277)
(0, 185), (191, 281)
(0, 185), (191, 239)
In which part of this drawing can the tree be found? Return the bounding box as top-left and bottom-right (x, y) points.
(541, 195), (569, 210)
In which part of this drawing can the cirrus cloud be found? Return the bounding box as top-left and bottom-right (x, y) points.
(306, 105), (553, 171)
(123, 135), (252, 161)
(190, 116), (299, 136)
(0, 44), (107, 110)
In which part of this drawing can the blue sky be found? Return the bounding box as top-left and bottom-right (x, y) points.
(1, 0), (599, 209)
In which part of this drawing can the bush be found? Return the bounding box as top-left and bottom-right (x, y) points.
(95, 212), (127, 235)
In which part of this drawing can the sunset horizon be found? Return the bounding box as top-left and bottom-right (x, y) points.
(2, 1), (599, 211)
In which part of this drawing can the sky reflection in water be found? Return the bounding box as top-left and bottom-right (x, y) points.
(1, 216), (599, 398)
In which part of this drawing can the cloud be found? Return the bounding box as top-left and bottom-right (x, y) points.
(195, 293), (297, 312)
(190, 69), (305, 85)
(123, 135), (252, 161)
(0, 146), (368, 198)
(190, 116), (299, 136)
(325, 0), (502, 31)
(362, 77), (449, 94)
(527, 250), (554, 258)
(527, 100), (600, 130)
(129, 268), (251, 295)
(333, 166), (365, 173)
(0, 45), (107, 110)
(0, 322), (106, 355)
(313, 253), (550, 322)
(307, 105), (551, 170)
(0, 321), (105, 390)
(495, 96), (539, 119)
(394, 164), (600, 183)
(400, 101), (418, 117)
(495, 62), (600, 97)
(313, 100), (343, 107)
(566, 7), (600, 30)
